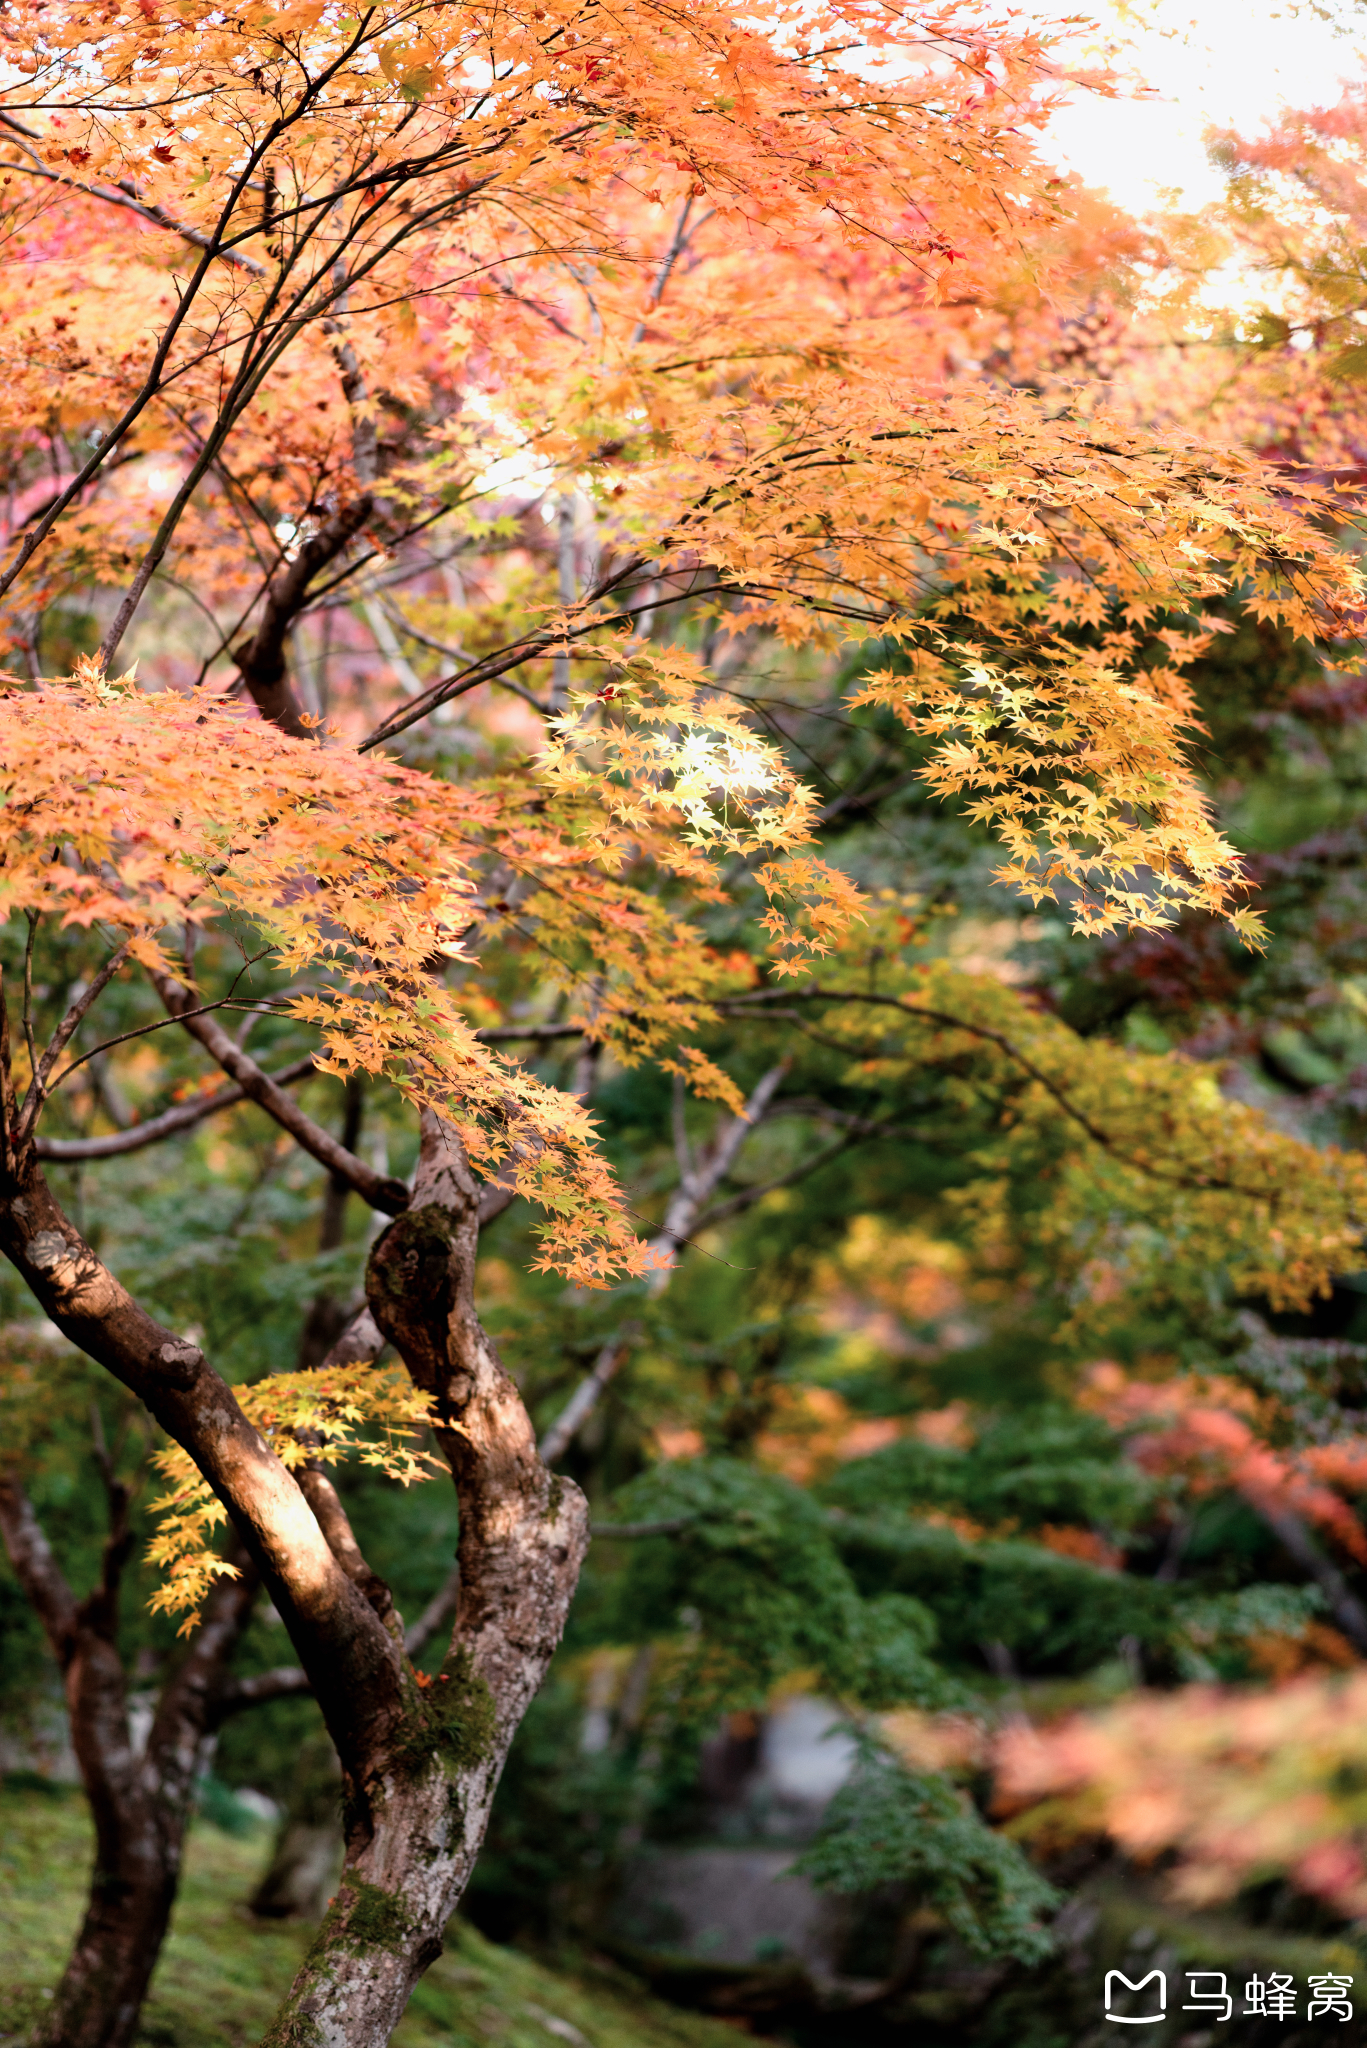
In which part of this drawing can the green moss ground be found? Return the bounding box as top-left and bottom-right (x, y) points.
(0, 1785), (743, 2048)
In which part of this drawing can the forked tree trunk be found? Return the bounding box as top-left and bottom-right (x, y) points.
(261, 1116), (588, 2043)
(0, 1476), (258, 2048)
(0, 1111), (587, 2048)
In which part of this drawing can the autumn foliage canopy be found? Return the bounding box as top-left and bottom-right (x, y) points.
(0, 0), (1360, 934)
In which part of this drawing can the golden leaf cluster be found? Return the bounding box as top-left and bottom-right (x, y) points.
(147, 1361), (438, 1629)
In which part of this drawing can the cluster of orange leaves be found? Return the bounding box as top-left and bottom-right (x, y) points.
(0, 663), (805, 1280)
(998, 1671), (1367, 1917)
(1083, 1361), (1367, 1567)
(0, 0), (1359, 943)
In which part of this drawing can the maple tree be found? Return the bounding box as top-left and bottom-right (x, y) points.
(3, 1), (1367, 2045)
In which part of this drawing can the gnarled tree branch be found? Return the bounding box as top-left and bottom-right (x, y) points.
(258, 1108), (588, 2041)
(0, 1153), (404, 1775)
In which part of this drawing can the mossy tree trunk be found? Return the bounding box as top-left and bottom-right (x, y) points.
(262, 1114), (588, 2042)
(0, 1077), (584, 2048)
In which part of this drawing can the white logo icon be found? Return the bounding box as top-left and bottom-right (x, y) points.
(1104, 1970), (1167, 2024)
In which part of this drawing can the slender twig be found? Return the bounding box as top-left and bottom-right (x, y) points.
(690, 1131), (859, 1232)
(691, 1110), (933, 1231)
(359, 559), (710, 753)
(0, 62), (305, 601)
(20, 912), (38, 1103)
(0, 118), (268, 274)
(35, 1054), (317, 1162)
(216, 1665), (314, 1714)
(152, 971), (409, 1214)
(716, 987), (1126, 1154)
(717, 985), (1287, 1200)
(538, 1322), (641, 1466)
(651, 1063), (789, 1277)
(40, 962), (271, 1100)
(538, 1065), (787, 1465)
(473, 1021), (585, 1045)
(628, 196), (712, 346)
(15, 938), (134, 1146)
(94, 139), (523, 666)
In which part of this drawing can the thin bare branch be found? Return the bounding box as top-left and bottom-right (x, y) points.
(34, 1054), (317, 1161)
(152, 971), (410, 1214)
(1260, 1508), (1367, 1654)
(650, 1062), (789, 1286)
(628, 195), (711, 346)
(474, 1022), (585, 1045)
(0, 114), (268, 274)
(538, 1321), (641, 1467)
(716, 984), (1273, 1197)
(15, 938), (134, 1146)
(539, 1063), (788, 1463)
(692, 1110), (926, 1231)
(216, 1663), (314, 1715)
(691, 1129), (858, 1231)
(0, 1473), (78, 1660)
(297, 1461), (395, 1627)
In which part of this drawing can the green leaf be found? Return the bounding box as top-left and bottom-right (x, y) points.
(796, 1742), (1058, 1963)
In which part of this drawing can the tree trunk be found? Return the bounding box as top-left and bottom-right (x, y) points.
(0, 1475), (258, 2048)
(260, 1113), (589, 2045)
(0, 1097), (585, 2046)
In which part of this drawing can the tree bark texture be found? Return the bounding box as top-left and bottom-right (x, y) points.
(0, 1476), (258, 2048)
(231, 337), (378, 739)
(261, 1111), (588, 2044)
